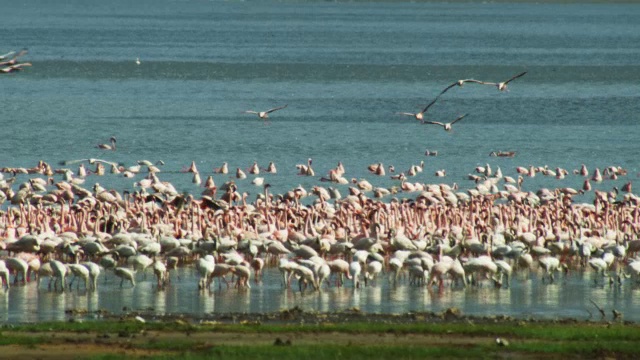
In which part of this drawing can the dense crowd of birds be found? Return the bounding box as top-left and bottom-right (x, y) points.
(1, 51), (637, 322)
(0, 153), (637, 298)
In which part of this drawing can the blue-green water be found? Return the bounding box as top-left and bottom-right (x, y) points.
(1, 0), (640, 322)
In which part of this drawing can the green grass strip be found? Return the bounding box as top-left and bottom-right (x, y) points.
(6, 320), (640, 341)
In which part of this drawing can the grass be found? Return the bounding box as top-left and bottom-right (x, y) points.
(92, 345), (492, 360)
(7, 319), (640, 340)
(3, 319), (639, 359)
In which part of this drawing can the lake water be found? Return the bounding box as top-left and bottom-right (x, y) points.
(2, 267), (639, 323)
(1, 0), (639, 323)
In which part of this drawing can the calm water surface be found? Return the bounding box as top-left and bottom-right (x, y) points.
(3, 268), (640, 323)
(1, 0), (639, 323)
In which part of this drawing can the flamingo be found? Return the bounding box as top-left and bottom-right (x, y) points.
(197, 255), (216, 290)
(152, 259), (168, 289)
(423, 114), (468, 132)
(82, 262), (101, 291)
(327, 259), (351, 287)
(367, 163), (385, 176)
(251, 258), (265, 283)
(232, 264), (252, 289)
(0, 62), (32, 74)
(263, 161), (277, 174)
(214, 162), (229, 174)
(6, 258), (29, 285)
(476, 71), (527, 91)
(0, 48), (28, 61)
(67, 264), (91, 290)
(0, 261), (10, 290)
(538, 256), (561, 283)
(349, 261), (362, 289)
(396, 97), (439, 123)
(114, 267), (136, 288)
(248, 161), (260, 175)
(97, 137), (117, 150)
(438, 78), (488, 95)
(50, 260), (67, 292)
(244, 105), (287, 124)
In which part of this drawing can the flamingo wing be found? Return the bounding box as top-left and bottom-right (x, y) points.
(0, 51), (16, 60)
(460, 79), (485, 85)
(438, 82), (458, 96)
(423, 121), (445, 127)
(13, 48), (28, 59)
(421, 97), (440, 113)
(265, 104), (288, 113)
(504, 71), (527, 84)
(450, 113), (468, 125)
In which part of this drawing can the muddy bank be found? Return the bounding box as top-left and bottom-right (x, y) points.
(63, 305), (633, 327)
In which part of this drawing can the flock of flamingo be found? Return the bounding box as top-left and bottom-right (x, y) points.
(0, 145), (637, 297)
(0, 49), (30, 75)
(1, 52), (638, 322)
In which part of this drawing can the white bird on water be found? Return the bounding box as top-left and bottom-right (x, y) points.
(135, 57), (141, 65)
(97, 136), (117, 150)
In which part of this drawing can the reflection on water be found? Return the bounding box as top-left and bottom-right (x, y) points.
(1, 267), (639, 323)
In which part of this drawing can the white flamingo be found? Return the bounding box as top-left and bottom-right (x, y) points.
(423, 114), (468, 132)
(96, 136), (117, 150)
(476, 71), (527, 91)
(349, 261), (362, 289)
(114, 267), (136, 288)
(244, 105), (287, 124)
(50, 260), (68, 292)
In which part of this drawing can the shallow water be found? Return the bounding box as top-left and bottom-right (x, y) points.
(1, 0), (639, 322)
(1, 267), (638, 324)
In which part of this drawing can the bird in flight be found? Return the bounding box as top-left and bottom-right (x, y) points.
(396, 97), (439, 123)
(0, 63), (31, 74)
(438, 79), (487, 96)
(0, 48), (28, 61)
(423, 113), (468, 131)
(244, 105), (288, 124)
(477, 71), (527, 91)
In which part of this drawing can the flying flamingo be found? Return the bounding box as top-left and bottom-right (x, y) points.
(396, 97), (439, 123)
(476, 71), (527, 92)
(0, 63), (32, 74)
(244, 105), (287, 124)
(438, 78), (488, 96)
(0, 48), (28, 61)
(423, 114), (468, 132)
